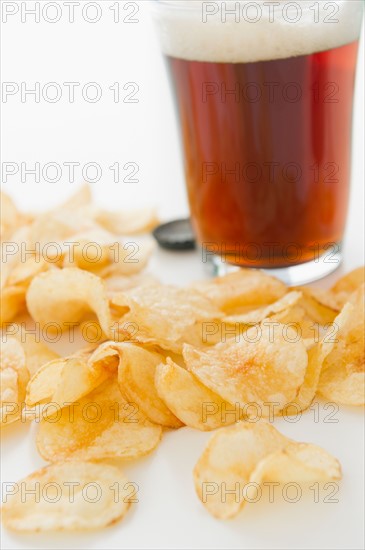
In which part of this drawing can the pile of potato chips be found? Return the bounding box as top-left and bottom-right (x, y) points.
(1, 188), (364, 529)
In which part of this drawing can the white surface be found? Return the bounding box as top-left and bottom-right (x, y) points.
(1, 2), (364, 549)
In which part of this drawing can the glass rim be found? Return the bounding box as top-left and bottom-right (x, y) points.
(150, 0), (357, 9)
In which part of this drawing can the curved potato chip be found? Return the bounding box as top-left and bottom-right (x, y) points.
(194, 422), (288, 519)
(25, 358), (66, 407)
(194, 421), (341, 519)
(115, 343), (182, 428)
(311, 267), (365, 311)
(155, 358), (239, 430)
(184, 323), (308, 415)
(191, 269), (286, 313)
(7, 257), (50, 287)
(2, 225), (32, 282)
(0, 286), (26, 324)
(11, 325), (59, 377)
(25, 345), (118, 409)
(1, 256), (51, 323)
(26, 268), (112, 337)
(331, 266), (365, 303)
(95, 206), (159, 235)
(36, 379), (162, 461)
(223, 291), (301, 325)
(112, 283), (223, 353)
(285, 325), (336, 414)
(317, 285), (365, 406)
(2, 461), (130, 531)
(0, 337), (29, 425)
(95, 239), (154, 278)
(250, 441), (341, 484)
(293, 287), (337, 325)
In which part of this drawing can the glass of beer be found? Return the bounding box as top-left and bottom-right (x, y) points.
(152, 0), (363, 284)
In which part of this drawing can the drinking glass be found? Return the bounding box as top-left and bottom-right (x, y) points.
(152, 0), (363, 284)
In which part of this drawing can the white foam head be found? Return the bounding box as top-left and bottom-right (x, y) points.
(152, 0), (363, 63)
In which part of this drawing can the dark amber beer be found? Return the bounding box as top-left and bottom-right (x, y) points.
(154, 1), (363, 281)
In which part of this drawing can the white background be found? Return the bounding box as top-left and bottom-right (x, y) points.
(1, 1), (364, 549)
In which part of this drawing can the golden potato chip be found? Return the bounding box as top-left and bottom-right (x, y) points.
(115, 343), (182, 428)
(0, 286), (26, 324)
(0, 337), (29, 425)
(106, 273), (158, 295)
(27, 210), (95, 251)
(2, 461), (131, 531)
(25, 344), (117, 410)
(270, 300), (322, 342)
(1, 225), (30, 284)
(26, 267), (112, 337)
(286, 333), (335, 414)
(6, 257), (51, 287)
(331, 266), (365, 303)
(95, 206), (159, 235)
(317, 285), (365, 406)
(155, 358), (240, 430)
(12, 327), (59, 377)
(310, 267), (365, 311)
(112, 283), (223, 353)
(184, 323), (308, 415)
(250, 441), (341, 484)
(222, 290), (301, 325)
(191, 269), (286, 313)
(294, 286), (338, 324)
(194, 421), (341, 519)
(193, 422), (288, 518)
(36, 379), (162, 461)
(1, 256), (51, 324)
(95, 239), (154, 278)
(25, 358), (66, 408)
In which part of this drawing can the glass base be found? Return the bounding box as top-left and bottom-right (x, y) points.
(206, 249), (342, 286)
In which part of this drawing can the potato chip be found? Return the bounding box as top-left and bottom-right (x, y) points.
(95, 239), (154, 278)
(27, 362), (67, 410)
(194, 421), (341, 519)
(7, 256), (51, 287)
(25, 345), (117, 410)
(155, 358), (240, 430)
(12, 328), (59, 377)
(317, 284), (365, 406)
(106, 273), (158, 295)
(331, 266), (365, 303)
(112, 283), (223, 353)
(270, 300), (323, 343)
(250, 441), (341, 484)
(193, 421), (288, 518)
(26, 267), (112, 337)
(115, 343), (182, 428)
(1, 225), (31, 285)
(2, 461), (131, 531)
(310, 267), (365, 311)
(0, 337), (29, 425)
(222, 290), (301, 325)
(286, 333), (335, 414)
(36, 379), (162, 461)
(95, 206), (159, 235)
(0, 286), (26, 325)
(184, 323), (308, 415)
(191, 269), (286, 313)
